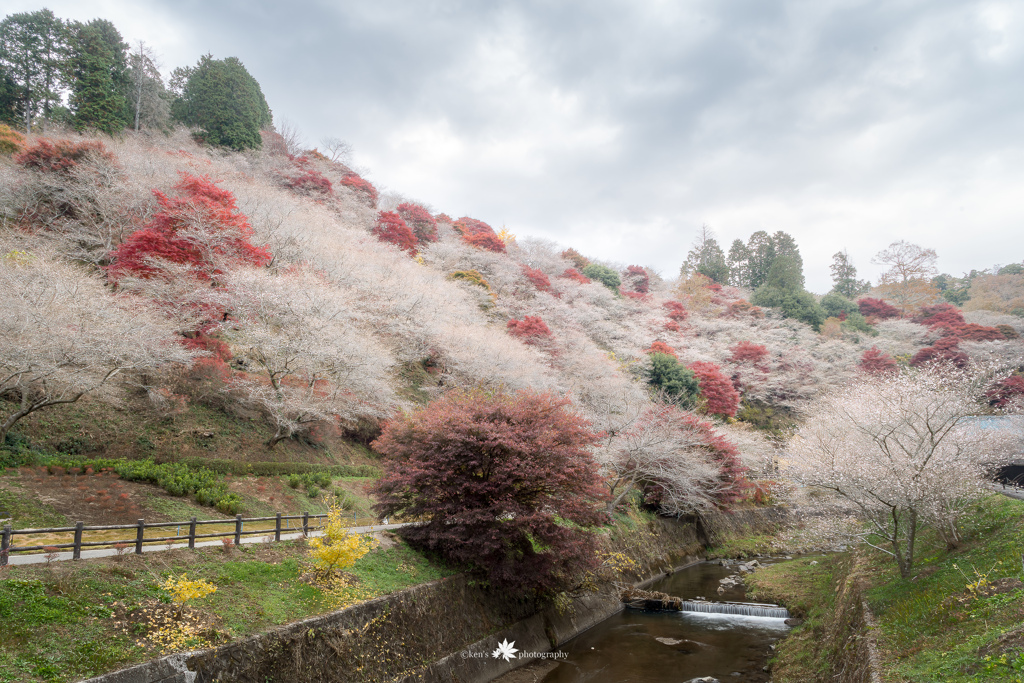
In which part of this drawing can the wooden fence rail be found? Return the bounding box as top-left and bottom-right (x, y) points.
(0, 511), (385, 565)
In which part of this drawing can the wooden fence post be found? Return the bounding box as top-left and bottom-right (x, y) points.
(1, 525), (10, 567)
(275, 513), (282, 542)
(135, 519), (145, 555)
(302, 512), (309, 537)
(234, 515), (242, 547)
(188, 517), (197, 550)
(73, 522), (83, 560)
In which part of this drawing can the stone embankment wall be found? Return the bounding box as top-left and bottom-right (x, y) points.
(82, 508), (787, 683)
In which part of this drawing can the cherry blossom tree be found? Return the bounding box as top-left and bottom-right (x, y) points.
(788, 368), (1018, 577)
(0, 248), (196, 444)
(222, 268), (396, 447)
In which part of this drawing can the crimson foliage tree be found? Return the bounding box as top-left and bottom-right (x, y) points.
(520, 264), (551, 292)
(910, 336), (969, 368)
(645, 340), (678, 358)
(507, 316), (552, 343)
(859, 347), (897, 376)
(371, 389), (607, 595)
(372, 211), (418, 255)
(340, 173), (378, 206)
(688, 361), (740, 417)
(15, 138), (116, 173)
(108, 173), (271, 282)
(453, 216), (506, 253)
(729, 341), (769, 364)
(858, 297), (901, 320)
(986, 375), (1024, 408)
(623, 265), (649, 293)
(663, 301), (689, 322)
(558, 268), (590, 284)
(396, 202), (438, 243)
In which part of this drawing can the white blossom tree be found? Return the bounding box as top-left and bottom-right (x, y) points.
(222, 268), (397, 447)
(0, 248), (196, 444)
(787, 368), (1018, 577)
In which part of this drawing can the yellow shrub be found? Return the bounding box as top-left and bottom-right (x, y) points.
(308, 502), (375, 572)
(159, 574), (217, 605)
(0, 124), (25, 156)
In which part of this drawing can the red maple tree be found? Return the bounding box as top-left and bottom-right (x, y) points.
(108, 173), (271, 282)
(858, 297), (901, 320)
(859, 347), (897, 376)
(729, 341), (769, 364)
(507, 316), (553, 343)
(371, 388), (607, 595)
(453, 217), (506, 253)
(645, 341), (678, 358)
(340, 173), (378, 206)
(688, 361), (741, 417)
(520, 265), (551, 292)
(372, 211), (419, 255)
(559, 268), (590, 284)
(396, 202), (438, 243)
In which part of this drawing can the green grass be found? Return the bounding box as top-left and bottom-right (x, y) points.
(142, 492), (231, 521)
(706, 532), (778, 559)
(746, 556), (838, 683)
(0, 535), (455, 682)
(859, 495), (1024, 682)
(0, 482), (68, 528)
(747, 495), (1024, 683)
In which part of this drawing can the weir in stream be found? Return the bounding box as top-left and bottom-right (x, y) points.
(496, 559), (791, 683)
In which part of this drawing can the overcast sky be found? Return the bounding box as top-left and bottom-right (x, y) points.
(9, 0), (1023, 291)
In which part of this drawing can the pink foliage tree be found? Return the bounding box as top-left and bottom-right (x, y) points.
(688, 361), (741, 417)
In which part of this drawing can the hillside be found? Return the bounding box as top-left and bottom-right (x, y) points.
(1, 126), (1023, 524)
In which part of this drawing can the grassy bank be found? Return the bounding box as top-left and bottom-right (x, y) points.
(0, 534), (455, 683)
(747, 494), (1024, 683)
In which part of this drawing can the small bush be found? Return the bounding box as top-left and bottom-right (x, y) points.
(15, 138), (116, 173)
(581, 264), (621, 293)
(340, 173), (378, 206)
(215, 493), (243, 515)
(0, 124), (25, 155)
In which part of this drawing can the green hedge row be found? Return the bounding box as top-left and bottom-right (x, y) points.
(178, 457), (380, 479)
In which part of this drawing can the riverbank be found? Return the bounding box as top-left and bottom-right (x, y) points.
(747, 494), (1024, 683)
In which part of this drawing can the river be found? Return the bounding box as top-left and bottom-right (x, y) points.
(503, 560), (790, 683)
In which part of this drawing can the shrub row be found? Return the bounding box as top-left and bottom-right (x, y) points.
(178, 458), (379, 478)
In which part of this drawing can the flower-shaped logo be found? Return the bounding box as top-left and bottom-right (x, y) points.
(492, 639), (519, 661)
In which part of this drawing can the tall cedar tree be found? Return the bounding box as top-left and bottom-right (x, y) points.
(371, 389), (607, 596)
(0, 10), (66, 134)
(68, 19), (131, 134)
(171, 54), (271, 151)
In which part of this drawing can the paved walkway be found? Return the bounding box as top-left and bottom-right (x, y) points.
(4, 522), (415, 566)
(994, 485), (1024, 502)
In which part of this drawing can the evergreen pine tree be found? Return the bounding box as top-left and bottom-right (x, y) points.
(68, 19), (130, 134)
(829, 250), (870, 298)
(171, 54), (272, 151)
(727, 238), (751, 288)
(746, 230), (775, 289)
(0, 9), (67, 134)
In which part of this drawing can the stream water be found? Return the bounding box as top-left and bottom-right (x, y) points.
(534, 561), (790, 682)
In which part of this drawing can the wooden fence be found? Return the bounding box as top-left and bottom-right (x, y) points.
(0, 512), (363, 565)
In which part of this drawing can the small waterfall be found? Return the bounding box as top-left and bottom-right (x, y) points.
(628, 598), (790, 619)
(677, 600), (790, 619)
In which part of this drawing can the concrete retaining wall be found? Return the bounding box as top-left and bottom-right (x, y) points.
(80, 510), (784, 683)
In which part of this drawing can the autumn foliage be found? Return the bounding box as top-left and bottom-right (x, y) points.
(0, 124), (25, 155)
(910, 336), (969, 368)
(372, 211), (419, 255)
(859, 347), (897, 376)
(108, 173), (271, 282)
(729, 341), (769, 365)
(623, 265), (649, 294)
(340, 173), (378, 206)
(645, 341), (678, 358)
(15, 138), (116, 173)
(559, 268), (590, 284)
(687, 361), (741, 417)
(396, 202), (438, 243)
(663, 301), (689, 322)
(453, 217), (506, 253)
(986, 375), (1024, 408)
(281, 155), (333, 196)
(858, 297), (901, 320)
(507, 316), (552, 342)
(371, 388), (607, 595)
(520, 265), (551, 292)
